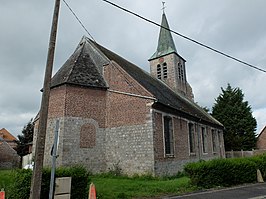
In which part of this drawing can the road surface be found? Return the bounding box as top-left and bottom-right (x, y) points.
(166, 183), (266, 199)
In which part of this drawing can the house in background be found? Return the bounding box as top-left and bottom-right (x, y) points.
(0, 128), (17, 149)
(256, 126), (266, 149)
(0, 128), (20, 169)
(33, 13), (225, 176)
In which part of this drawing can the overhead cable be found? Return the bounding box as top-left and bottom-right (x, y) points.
(62, 0), (95, 41)
(102, 0), (266, 73)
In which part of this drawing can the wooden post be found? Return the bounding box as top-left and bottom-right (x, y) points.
(30, 0), (61, 198)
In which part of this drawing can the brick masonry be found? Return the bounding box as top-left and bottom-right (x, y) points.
(149, 53), (194, 100)
(257, 127), (266, 149)
(152, 110), (224, 176)
(32, 54), (225, 176)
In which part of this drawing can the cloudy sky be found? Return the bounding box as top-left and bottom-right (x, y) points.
(1, 0), (265, 137)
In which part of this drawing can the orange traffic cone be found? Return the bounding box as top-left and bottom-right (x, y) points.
(88, 183), (96, 199)
(0, 189), (5, 199)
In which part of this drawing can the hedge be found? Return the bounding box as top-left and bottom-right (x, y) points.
(184, 154), (266, 188)
(9, 165), (90, 199)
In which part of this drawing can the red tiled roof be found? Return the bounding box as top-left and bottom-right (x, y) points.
(0, 128), (17, 141)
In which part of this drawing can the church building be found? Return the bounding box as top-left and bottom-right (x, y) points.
(33, 13), (225, 176)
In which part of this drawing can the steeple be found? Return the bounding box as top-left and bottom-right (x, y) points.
(149, 12), (194, 101)
(149, 13), (177, 60)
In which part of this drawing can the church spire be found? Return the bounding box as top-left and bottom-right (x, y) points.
(149, 12), (177, 60)
(149, 11), (194, 101)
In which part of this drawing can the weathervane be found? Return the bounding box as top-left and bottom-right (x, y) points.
(162, 2), (166, 13)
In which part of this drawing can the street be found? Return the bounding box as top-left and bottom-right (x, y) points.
(166, 183), (266, 199)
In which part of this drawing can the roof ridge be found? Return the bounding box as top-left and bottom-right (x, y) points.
(91, 37), (222, 127)
(66, 42), (85, 83)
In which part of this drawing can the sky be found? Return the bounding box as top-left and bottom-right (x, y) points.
(0, 0), (265, 138)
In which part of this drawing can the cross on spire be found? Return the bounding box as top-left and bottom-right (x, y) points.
(162, 2), (166, 13)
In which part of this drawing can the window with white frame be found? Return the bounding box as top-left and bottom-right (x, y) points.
(201, 127), (208, 154)
(189, 123), (196, 153)
(164, 116), (174, 155)
(212, 129), (218, 153)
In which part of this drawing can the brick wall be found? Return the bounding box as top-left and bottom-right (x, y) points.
(32, 60), (224, 176)
(103, 61), (155, 175)
(149, 54), (193, 100)
(64, 86), (107, 128)
(104, 61), (154, 128)
(40, 85), (108, 172)
(48, 85), (67, 118)
(257, 127), (266, 149)
(152, 110), (224, 176)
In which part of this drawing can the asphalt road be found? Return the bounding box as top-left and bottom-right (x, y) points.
(165, 183), (266, 199)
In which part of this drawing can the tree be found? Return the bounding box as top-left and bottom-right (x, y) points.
(16, 119), (34, 156)
(211, 84), (257, 151)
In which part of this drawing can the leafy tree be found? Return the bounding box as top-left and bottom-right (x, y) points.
(16, 119), (34, 156)
(211, 84), (257, 151)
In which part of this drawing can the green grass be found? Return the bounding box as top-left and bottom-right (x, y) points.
(0, 169), (16, 198)
(91, 174), (196, 199)
(0, 170), (196, 199)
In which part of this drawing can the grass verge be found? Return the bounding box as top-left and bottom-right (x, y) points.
(91, 174), (196, 199)
(0, 170), (196, 199)
(0, 169), (15, 198)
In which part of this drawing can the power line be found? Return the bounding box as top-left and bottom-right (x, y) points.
(62, 0), (95, 41)
(102, 0), (266, 73)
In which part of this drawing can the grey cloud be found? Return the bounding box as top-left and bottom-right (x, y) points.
(1, 0), (265, 137)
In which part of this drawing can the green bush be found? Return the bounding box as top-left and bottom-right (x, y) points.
(248, 153), (266, 179)
(184, 157), (258, 188)
(9, 166), (90, 199)
(9, 169), (32, 199)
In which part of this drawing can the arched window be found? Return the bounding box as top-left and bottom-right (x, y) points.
(80, 123), (96, 148)
(178, 63), (182, 80)
(162, 62), (167, 79)
(157, 64), (161, 79)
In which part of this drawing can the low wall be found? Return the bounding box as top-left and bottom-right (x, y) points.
(22, 153), (33, 168)
(225, 149), (266, 158)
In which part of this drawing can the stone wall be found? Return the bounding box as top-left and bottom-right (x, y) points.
(0, 141), (20, 169)
(41, 85), (108, 172)
(105, 123), (154, 176)
(42, 117), (107, 173)
(103, 62), (156, 175)
(62, 117), (106, 173)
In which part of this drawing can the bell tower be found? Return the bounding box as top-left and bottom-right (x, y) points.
(148, 12), (194, 101)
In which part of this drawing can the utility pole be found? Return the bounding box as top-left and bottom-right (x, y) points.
(30, 0), (61, 198)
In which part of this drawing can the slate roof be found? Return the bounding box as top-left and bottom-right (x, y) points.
(51, 38), (108, 89)
(149, 13), (184, 61)
(89, 38), (222, 127)
(0, 128), (17, 141)
(51, 35), (222, 127)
